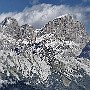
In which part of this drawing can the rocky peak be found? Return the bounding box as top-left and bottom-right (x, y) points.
(0, 17), (36, 43)
(0, 17), (20, 40)
(0, 15), (90, 90)
(37, 14), (89, 56)
(1, 17), (18, 29)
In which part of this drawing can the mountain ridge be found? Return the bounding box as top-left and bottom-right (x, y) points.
(0, 14), (90, 90)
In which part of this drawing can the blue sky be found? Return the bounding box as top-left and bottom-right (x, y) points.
(0, 0), (90, 35)
(0, 0), (90, 13)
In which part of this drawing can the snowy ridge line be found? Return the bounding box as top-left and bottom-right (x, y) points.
(0, 14), (89, 89)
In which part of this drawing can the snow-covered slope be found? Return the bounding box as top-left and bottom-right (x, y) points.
(0, 14), (90, 90)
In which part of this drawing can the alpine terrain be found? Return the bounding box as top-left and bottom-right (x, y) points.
(0, 14), (90, 90)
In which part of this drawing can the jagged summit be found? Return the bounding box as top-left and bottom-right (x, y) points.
(56, 13), (71, 19)
(37, 14), (89, 56)
(0, 14), (90, 90)
(1, 17), (18, 28)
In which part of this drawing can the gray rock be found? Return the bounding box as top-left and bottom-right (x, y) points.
(0, 15), (90, 90)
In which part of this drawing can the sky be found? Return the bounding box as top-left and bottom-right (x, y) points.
(0, 0), (90, 35)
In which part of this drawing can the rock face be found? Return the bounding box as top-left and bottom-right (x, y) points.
(0, 14), (90, 90)
(38, 14), (89, 56)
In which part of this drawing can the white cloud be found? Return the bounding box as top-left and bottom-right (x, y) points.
(29, 0), (39, 5)
(0, 4), (89, 29)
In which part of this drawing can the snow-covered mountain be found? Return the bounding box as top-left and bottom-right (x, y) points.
(0, 14), (90, 90)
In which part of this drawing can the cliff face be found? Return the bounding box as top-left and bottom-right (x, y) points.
(37, 14), (89, 56)
(0, 14), (90, 90)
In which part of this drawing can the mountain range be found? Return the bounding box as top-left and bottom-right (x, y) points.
(0, 14), (90, 90)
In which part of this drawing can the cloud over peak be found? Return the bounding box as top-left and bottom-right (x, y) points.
(0, 4), (89, 29)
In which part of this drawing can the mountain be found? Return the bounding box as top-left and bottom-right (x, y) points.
(0, 14), (90, 90)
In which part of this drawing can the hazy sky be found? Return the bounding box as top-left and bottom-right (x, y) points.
(0, 0), (90, 35)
